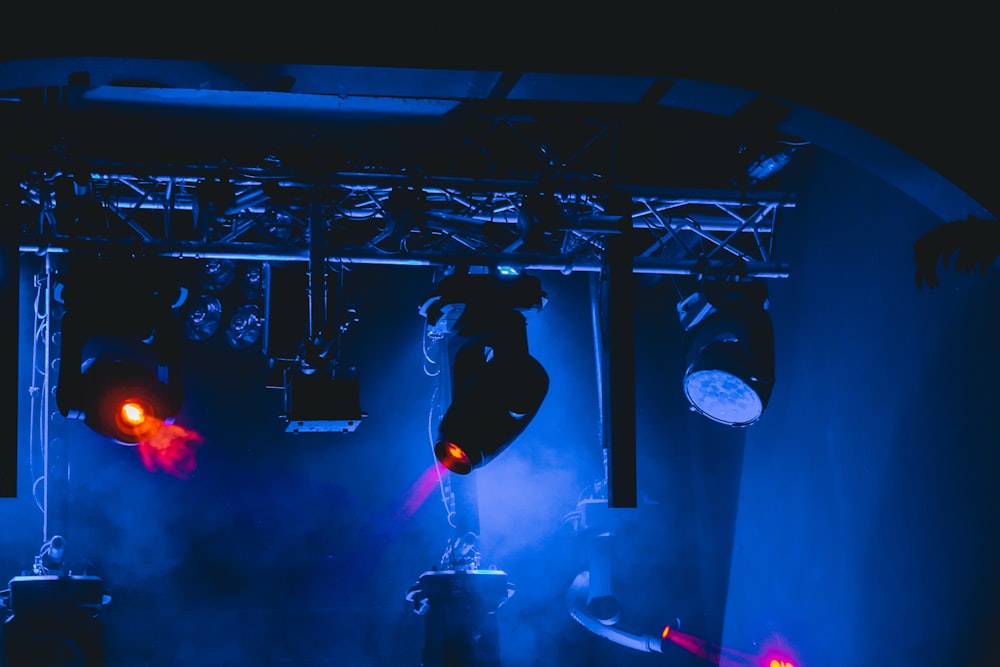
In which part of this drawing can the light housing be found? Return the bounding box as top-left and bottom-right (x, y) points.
(422, 269), (549, 474)
(282, 365), (365, 433)
(680, 280), (774, 427)
(197, 257), (236, 292)
(55, 256), (184, 445)
(435, 343), (549, 473)
(73, 355), (179, 444)
(224, 303), (262, 349)
(183, 294), (223, 341)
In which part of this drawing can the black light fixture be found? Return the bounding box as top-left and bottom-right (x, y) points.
(181, 260), (265, 350)
(745, 141), (808, 186)
(239, 262), (265, 301)
(182, 294), (223, 341)
(55, 256), (184, 445)
(420, 268), (549, 474)
(197, 257), (236, 292)
(678, 278), (774, 427)
(224, 303), (262, 349)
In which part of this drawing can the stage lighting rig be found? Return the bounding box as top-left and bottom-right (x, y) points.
(677, 277), (775, 427)
(179, 259), (266, 352)
(264, 261), (366, 434)
(281, 361), (365, 434)
(54, 255), (184, 445)
(419, 267), (549, 474)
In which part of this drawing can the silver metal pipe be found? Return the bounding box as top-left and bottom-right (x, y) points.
(19, 243), (790, 277)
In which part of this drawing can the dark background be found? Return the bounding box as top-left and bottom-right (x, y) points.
(3, 9), (997, 220)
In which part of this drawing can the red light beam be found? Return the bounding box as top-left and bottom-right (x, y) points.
(660, 626), (762, 667)
(392, 461), (448, 523)
(137, 423), (205, 479)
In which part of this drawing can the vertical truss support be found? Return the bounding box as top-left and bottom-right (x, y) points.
(1, 191), (19, 497)
(603, 191), (637, 509)
(307, 195), (328, 345)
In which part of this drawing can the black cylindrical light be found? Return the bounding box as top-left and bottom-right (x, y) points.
(435, 352), (549, 474)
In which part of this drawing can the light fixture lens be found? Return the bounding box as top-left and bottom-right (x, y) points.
(684, 368), (763, 426)
(435, 440), (473, 475)
(199, 258), (237, 291)
(241, 263), (264, 301)
(224, 304), (262, 349)
(183, 295), (223, 341)
(78, 357), (177, 444)
(120, 401), (147, 426)
(113, 397), (163, 443)
(681, 293), (774, 428)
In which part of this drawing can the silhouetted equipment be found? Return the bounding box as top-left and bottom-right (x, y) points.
(3, 575), (104, 616)
(282, 366), (364, 433)
(182, 294), (223, 341)
(746, 143), (804, 185)
(679, 279), (775, 427)
(264, 261), (367, 433)
(914, 215), (1000, 288)
(420, 268), (548, 474)
(181, 260), (265, 350)
(0, 189), (19, 497)
(575, 498), (621, 625)
(406, 569), (514, 667)
(54, 256), (184, 445)
(0, 537), (112, 665)
(599, 197), (638, 508)
(1, 575), (108, 667)
(35, 535), (67, 576)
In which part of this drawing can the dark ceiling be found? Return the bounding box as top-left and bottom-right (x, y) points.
(2, 12), (995, 220)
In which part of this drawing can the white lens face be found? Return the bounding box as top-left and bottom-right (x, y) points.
(684, 369), (762, 426)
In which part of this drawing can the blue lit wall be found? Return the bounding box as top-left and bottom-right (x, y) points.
(722, 151), (1000, 667)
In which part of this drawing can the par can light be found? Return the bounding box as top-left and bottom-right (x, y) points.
(680, 281), (775, 428)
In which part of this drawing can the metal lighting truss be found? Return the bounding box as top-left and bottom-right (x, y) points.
(1, 60), (798, 277)
(14, 172), (792, 278)
(3, 58), (800, 535)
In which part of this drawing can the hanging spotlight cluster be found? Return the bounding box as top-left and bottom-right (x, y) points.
(677, 278), (775, 427)
(54, 255), (184, 445)
(420, 267), (549, 474)
(181, 258), (265, 350)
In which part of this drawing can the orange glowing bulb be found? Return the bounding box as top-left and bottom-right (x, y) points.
(661, 626), (670, 639)
(121, 401), (147, 426)
(445, 443), (468, 463)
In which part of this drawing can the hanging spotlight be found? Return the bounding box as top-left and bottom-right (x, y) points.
(224, 303), (263, 350)
(182, 294), (223, 341)
(679, 279), (774, 427)
(55, 256), (184, 445)
(257, 208), (298, 243)
(197, 258), (236, 292)
(516, 193), (563, 251)
(420, 268), (549, 474)
(240, 262), (265, 301)
(72, 355), (178, 444)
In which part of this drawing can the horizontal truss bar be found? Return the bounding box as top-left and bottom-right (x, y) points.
(19, 241), (789, 277)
